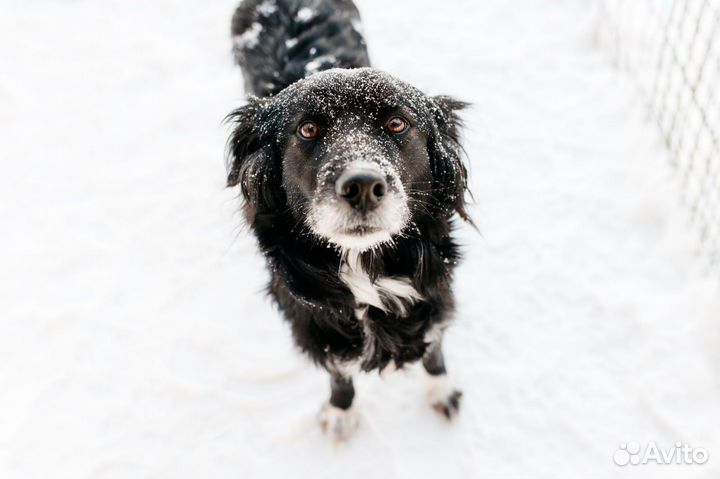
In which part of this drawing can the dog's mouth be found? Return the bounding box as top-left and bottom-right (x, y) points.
(342, 225), (382, 236)
(308, 201), (407, 251)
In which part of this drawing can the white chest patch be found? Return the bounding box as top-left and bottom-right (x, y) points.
(339, 250), (423, 316)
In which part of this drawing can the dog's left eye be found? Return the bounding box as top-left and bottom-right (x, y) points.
(386, 116), (408, 134)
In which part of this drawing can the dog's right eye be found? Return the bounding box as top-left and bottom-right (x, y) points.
(297, 121), (319, 140)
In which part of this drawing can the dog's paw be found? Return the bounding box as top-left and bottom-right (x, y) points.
(430, 388), (462, 419)
(318, 403), (359, 442)
(426, 375), (462, 420)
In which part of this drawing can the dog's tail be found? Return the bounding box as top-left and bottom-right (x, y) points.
(231, 0), (370, 97)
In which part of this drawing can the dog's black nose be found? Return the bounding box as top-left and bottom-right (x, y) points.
(335, 170), (387, 213)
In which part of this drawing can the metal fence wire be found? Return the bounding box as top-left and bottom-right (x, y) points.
(596, 0), (720, 274)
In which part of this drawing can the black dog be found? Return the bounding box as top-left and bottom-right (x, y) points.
(227, 0), (470, 440)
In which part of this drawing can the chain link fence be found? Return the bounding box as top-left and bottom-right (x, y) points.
(596, 0), (720, 275)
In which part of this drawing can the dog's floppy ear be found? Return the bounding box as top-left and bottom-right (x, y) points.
(429, 95), (473, 224)
(225, 98), (285, 218)
(225, 97), (264, 189)
(433, 95), (467, 144)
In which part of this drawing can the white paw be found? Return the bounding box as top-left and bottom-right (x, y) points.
(426, 374), (462, 420)
(318, 403), (359, 442)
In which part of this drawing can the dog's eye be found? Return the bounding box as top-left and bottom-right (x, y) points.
(386, 116), (408, 134)
(297, 121), (319, 140)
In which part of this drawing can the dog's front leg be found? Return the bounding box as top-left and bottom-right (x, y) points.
(423, 337), (462, 419)
(318, 372), (358, 441)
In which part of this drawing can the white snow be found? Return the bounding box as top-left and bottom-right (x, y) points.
(233, 21), (262, 49)
(351, 17), (364, 35)
(256, 0), (277, 17)
(1, 0), (719, 478)
(296, 6), (314, 23)
(304, 54), (337, 74)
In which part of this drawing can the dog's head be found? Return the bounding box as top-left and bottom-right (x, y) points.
(226, 68), (469, 251)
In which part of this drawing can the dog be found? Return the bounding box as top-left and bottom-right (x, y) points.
(227, 0), (470, 440)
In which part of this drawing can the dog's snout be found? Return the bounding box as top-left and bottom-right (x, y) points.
(335, 170), (387, 213)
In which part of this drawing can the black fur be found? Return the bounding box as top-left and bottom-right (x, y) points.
(232, 0), (370, 97)
(329, 374), (354, 409)
(422, 339), (447, 376)
(227, 0), (470, 408)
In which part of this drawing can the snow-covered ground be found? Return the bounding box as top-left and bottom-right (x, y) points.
(1, 0), (719, 477)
